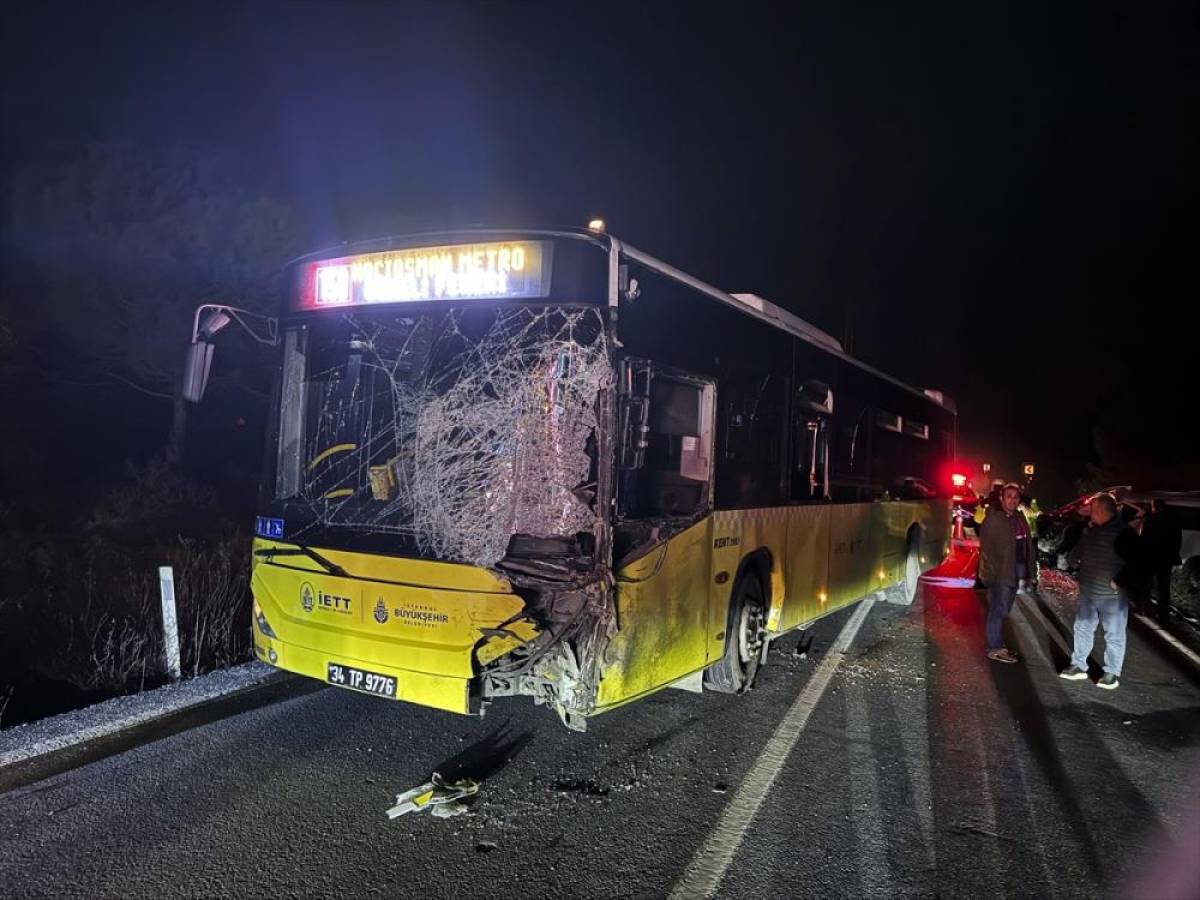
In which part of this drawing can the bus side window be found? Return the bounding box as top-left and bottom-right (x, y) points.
(624, 376), (714, 518)
(716, 374), (787, 508)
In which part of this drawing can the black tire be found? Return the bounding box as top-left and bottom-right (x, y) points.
(885, 526), (922, 606)
(705, 569), (767, 694)
(902, 527), (922, 604)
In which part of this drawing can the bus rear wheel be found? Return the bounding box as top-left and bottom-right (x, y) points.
(705, 570), (767, 694)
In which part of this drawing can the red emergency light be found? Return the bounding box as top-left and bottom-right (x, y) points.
(951, 473), (968, 488)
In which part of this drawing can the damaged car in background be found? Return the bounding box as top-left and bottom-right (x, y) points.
(1038, 488), (1200, 590)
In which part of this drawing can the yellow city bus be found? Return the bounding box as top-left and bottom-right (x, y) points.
(185, 227), (955, 730)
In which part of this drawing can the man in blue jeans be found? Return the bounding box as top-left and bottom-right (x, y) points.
(1059, 493), (1141, 690)
(978, 483), (1036, 664)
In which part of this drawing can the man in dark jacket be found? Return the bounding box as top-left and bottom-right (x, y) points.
(978, 483), (1036, 664)
(1142, 500), (1182, 625)
(1059, 493), (1141, 689)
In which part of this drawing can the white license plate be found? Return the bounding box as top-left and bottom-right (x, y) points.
(326, 662), (397, 698)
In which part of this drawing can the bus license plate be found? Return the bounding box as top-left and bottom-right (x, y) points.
(326, 662), (397, 698)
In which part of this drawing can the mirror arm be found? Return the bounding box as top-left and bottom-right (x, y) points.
(191, 304), (279, 346)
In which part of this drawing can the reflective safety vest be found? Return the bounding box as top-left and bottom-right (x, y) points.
(1020, 505), (1038, 538)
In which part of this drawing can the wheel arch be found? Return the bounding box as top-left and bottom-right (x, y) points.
(905, 520), (923, 556)
(735, 547), (775, 607)
(705, 546), (773, 695)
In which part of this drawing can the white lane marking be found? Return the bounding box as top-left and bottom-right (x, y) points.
(1131, 611), (1200, 668)
(1021, 594), (1200, 672)
(669, 597), (876, 900)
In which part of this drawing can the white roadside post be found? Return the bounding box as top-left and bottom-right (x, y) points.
(158, 566), (182, 682)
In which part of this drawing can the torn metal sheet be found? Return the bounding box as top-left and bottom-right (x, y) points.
(386, 772), (480, 820)
(479, 577), (615, 730)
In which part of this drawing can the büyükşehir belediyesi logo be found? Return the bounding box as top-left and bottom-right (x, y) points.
(301, 582), (315, 613)
(374, 598), (389, 624)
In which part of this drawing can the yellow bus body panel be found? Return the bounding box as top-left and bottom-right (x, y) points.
(595, 518), (714, 710)
(250, 501), (949, 721)
(590, 496), (945, 715)
(591, 500), (950, 715)
(250, 539), (538, 714)
(780, 505), (832, 630)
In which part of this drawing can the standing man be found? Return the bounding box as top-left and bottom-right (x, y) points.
(978, 483), (1036, 664)
(1142, 499), (1182, 625)
(1059, 493), (1141, 689)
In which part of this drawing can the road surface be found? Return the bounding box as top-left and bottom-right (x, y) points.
(2, 548), (1198, 898)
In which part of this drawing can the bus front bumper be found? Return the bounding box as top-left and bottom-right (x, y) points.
(252, 629), (476, 715)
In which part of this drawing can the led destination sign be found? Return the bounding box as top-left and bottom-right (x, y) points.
(297, 240), (552, 309)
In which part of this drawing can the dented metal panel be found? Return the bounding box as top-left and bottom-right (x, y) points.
(596, 517), (713, 710)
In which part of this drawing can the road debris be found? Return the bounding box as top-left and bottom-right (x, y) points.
(552, 777), (610, 797)
(790, 630), (814, 659)
(386, 772), (480, 820)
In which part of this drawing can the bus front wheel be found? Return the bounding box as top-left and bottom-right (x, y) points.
(705, 570), (767, 694)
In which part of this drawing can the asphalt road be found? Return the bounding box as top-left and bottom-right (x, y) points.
(2, 548), (1198, 899)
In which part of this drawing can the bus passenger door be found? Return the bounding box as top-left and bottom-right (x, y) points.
(781, 381), (834, 630)
(598, 364), (717, 708)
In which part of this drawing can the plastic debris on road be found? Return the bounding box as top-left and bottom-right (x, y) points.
(386, 772), (480, 820)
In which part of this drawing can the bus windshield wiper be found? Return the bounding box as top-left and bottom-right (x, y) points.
(254, 543), (350, 578)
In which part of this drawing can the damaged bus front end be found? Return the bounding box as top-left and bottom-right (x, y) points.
(243, 232), (620, 729)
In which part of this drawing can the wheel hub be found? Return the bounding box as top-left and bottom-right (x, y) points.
(737, 604), (766, 664)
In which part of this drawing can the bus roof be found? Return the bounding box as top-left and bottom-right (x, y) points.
(613, 236), (956, 415)
(287, 227), (956, 414)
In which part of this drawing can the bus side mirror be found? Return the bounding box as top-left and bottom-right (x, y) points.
(182, 340), (215, 403)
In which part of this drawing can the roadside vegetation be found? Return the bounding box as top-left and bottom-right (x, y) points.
(0, 460), (254, 728)
(0, 139), (302, 728)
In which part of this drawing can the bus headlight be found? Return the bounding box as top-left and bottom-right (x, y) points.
(253, 600), (278, 639)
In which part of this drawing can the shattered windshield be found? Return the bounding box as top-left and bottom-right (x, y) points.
(273, 305), (611, 567)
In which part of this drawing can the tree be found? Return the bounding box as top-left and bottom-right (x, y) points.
(4, 141), (305, 462)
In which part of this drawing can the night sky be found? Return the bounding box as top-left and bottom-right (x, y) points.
(3, 1), (1194, 502)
